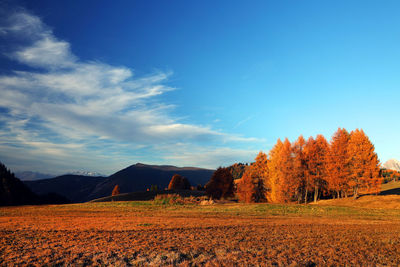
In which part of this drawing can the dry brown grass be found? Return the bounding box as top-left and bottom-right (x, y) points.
(1, 199), (400, 266)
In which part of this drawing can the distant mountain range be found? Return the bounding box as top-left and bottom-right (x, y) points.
(383, 159), (400, 172)
(15, 171), (53, 181)
(16, 170), (105, 181)
(64, 171), (106, 177)
(24, 163), (214, 203)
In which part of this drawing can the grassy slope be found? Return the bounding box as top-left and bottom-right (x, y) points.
(380, 180), (400, 195)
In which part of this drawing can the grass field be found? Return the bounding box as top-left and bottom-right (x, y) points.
(2, 196), (400, 266)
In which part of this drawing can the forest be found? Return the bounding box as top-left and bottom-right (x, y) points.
(231, 127), (381, 203)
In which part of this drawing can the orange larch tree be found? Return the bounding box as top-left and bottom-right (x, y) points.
(111, 184), (120, 196)
(267, 139), (283, 203)
(304, 134), (329, 203)
(326, 128), (350, 198)
(268, 138), (295, 203)
(347, 129), (381, 198)
(237, 151), (268, 203)
(292, 135), (307, 203)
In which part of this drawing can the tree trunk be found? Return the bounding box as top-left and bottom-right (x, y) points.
(314, 185), (318, 203)
(353, 186), (359, 199)
(304, 187), (308, 204)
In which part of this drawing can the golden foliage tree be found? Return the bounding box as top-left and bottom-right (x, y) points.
(267, 139), (283, 203)
(304, 134), (329, 203)
(237, 152), (268, 203)
(268, 138), (294, 203)
(236, 169), (255, 203)
(326, 128), (350, 198)
(347, 129), (381, 198)
(292, 135), (307, 203)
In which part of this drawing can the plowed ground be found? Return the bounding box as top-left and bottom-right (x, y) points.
(1, 198), (400, 266)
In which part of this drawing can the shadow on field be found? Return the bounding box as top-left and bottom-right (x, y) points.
(380, 187), (400, 195)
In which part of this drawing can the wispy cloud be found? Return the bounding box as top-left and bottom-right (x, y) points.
(0, 10), (261, 173)
(233, 115), (255, 129)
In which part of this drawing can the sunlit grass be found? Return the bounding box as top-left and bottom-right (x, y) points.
(2, 200), (399, 221)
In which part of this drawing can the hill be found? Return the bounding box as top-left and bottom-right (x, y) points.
(87, 163), (213, 201)
(379, 180), (400, 195)
(314, 194), (400, 209)
(25, 163), (214, 203)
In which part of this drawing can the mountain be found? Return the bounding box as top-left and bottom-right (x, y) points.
(15, 171), (53, 181)
(383, 159), (400, 172)
(24, 163), (214, 203)
(64, 171), (106, 177)
(24, 175), (107, 203)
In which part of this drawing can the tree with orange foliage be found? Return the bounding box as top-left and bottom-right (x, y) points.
(267, 139), (283, 203)
(237, 152), (268, 203)
(347, 129), (381, 198)
(304, 135), (329, 203)
(325, 128), (350, 198)
(236, 169), (255, 203)
(292, 135), (307, 203)
(268, 138), (295, 203)
(111, 184), (120, 196)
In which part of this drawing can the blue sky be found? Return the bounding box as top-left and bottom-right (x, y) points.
(0, 1), (399, 175)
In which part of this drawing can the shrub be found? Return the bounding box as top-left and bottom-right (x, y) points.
(168, 174), (191, 190)
(153, 194), (208, 205)
(205, 167), (234, 199)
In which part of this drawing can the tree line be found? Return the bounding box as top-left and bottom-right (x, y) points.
(206, 128), (382, 203)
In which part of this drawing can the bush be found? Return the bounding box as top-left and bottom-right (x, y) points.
(205, 167), (234, 199)
(153, 194), (208, 205)
(168, 174), (191, 190)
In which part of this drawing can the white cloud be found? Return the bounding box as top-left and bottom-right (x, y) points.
(15, 36), (76, 68)
(0, 10), (263, 173)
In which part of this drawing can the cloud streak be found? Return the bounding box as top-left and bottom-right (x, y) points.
(0, 10), (261, 173)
